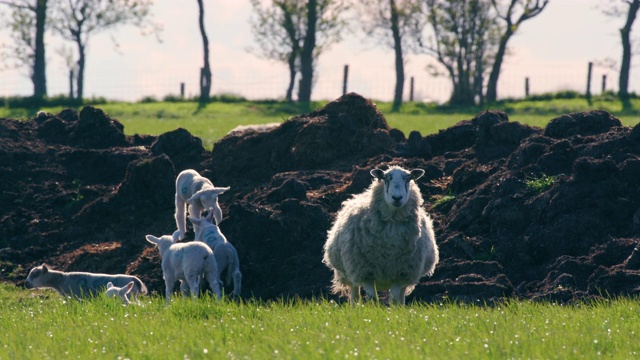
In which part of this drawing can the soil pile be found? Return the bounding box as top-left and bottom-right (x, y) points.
(2, 93), (640, 303)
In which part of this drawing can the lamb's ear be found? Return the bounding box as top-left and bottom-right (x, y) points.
(370, 169), (385, 180)
(204, 209), (215, 222)
(145, 235), (160, 245)
(124, 281), (134, 293)
(213, 186), (230, 195)
(42, 264), (49, 273)
(190, 217), (204, 226)
(106, 282), (114, 289)
(410, 169), (425, 181)
(186, 191), (202, 205)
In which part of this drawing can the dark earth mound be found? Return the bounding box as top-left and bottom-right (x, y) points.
(2, 92), (640, 304)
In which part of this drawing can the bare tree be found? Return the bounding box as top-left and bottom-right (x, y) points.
(49, 0), (161, 100)
(358, 0), (425, 111)
(197, 0), (210, 103)
(424, 0), (500, 106)
(486, 0), (549, 103)
(0, 0), (48, 98)
(249, 0), (348, 103)
(602, 0), (640, 111)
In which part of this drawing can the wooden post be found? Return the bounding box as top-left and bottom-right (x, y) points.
(342, 65), (349, 95)
(602, 74), (607, 93)
(180, 82), (185, 98)
(410, 77), (414, 101)
(586, 62), (593, 105)
(525, 77), (530, 97)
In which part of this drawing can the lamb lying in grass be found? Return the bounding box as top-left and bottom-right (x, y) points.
(25, 264), (147, 303)
(323, 166), (439, 305)
(145, 233), (222, 304)
(105, 281), (134, 305)
(190, 209), (242, 298)
(175, 169), (230, 240)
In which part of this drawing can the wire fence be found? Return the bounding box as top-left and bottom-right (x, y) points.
(0, 62), (627, 104)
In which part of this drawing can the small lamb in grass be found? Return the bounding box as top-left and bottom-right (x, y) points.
(145, 233), (222, 304)
(323, 166), (439, 305)
(105, 281), (134, 305)
(175, 169), (230, 240)
(25, 264), (147, 303)
(190, 209), (242, 298)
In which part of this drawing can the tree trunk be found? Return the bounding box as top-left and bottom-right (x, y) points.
(286, 52), (296, 102)
(486, 28), (512, 104)
(619, 0), (640, 111)
(76, 42), (85, 100)
(32, 0), (47, 98)
(197, 0), (211, 103)
(298, 0), (317, 103)
(390, 0), (404, 112)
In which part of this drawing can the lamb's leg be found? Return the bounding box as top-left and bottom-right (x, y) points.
(179, 280), (190, 296)
(190, 203), (204, 238)
(175, 194), (187, 240)
(186, 275), (200, 299)
(390, 285), (407, 306)
(349, 286), (361, 306)
(164, 277), (176, 305)
(363, 283), (378, 303)
(231, 270), (242, 298)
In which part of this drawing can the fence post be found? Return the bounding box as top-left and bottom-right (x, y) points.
(586, 62), (593, 105)
(601, 74), (607, 93)
(180, 82), (185, 98)
(410, 77), (414, 101)
(525, 77), (530, 97)
(342, 64), (349, 95)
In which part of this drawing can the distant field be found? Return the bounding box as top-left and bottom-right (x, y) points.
(3, 98), (640, 150)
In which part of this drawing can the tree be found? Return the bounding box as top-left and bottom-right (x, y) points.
(358, 0), (425, 111)
(0, 0), (48, 98)
(249, 0), (348, 103)
(602, 0), (640, 111)
(424, 0), (500, 106)
(197, 0), (210, 103)
(49, 0), (161, 100)
(485, 0), (548, 103)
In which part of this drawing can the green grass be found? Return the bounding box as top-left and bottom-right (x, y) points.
(2, 284), (640, 358)
(3, 97), (640, 150)
(525, 174), (558, 193)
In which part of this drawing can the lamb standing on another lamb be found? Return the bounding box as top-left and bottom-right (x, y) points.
(174, 169), (230, 240)
(190, 209), (242, 298)
(145, 233), (222, 304)
(323, 165), (439, 305)
(25, 264), (147, 303)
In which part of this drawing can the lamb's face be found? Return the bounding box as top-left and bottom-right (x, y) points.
(371, 167), (425, 208)
(25, 264), (48, 289)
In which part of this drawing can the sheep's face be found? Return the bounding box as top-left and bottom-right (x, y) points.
(25, 264), (49, 289)
(187, 187), (230, 213)
(371, 167), (425, 208)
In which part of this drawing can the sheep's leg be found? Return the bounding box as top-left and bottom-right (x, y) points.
(186, 275), (200, 299)
(207, 276), (222, 300)
(213, 204), (223, 225)
(179, 280), (190, 296)
(164, 278), (175, 305)
(231, 270), (242, 298)
(190, 203), (204, 238)
(390, 285), (407, 306)
(175, 194), (187, 240)
(349, 286), (361, 306)
(363, 283), (378, 303)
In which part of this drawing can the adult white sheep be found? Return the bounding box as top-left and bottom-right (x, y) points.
(175, 169), (230, 240)
(105, 281), (134, 305)
(145, 233), (222, 304)
(323, 165), (439, 305)
(25, 264), (147, 303)
(190, 209), (242, 298)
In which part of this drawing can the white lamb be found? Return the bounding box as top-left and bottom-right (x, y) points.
(323, 166), (439, 305)
(145, 233), (222, 304)
(105, 281), (134, 305)
(175, 169), (230, 240)
(190, 209), (242, 298)
(25, 264), (148, 303)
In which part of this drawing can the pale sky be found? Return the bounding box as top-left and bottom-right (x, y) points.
(0, 0), (635, 103)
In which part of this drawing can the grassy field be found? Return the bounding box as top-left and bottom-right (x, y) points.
(3, 97), (640, 150)
(1, 284), (640, 359)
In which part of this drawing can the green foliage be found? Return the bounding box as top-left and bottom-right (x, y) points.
(3, 285), (640, 358)
(431, 194), (456, 210)
(525, 174), (557, 193)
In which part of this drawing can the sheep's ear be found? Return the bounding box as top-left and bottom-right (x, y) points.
(190, 217), (203, 226)
(124, 281), (134, 293)
(42, 264), (49, 273)
(410, 169), (425, 181)
(213, 186), (230, 194)
(145, 235), (160, 244)
(106, 282), (114, 289)
(370, 169), (385, 180)
(186, 192), (201, 205)
(204, 209), (214, 222)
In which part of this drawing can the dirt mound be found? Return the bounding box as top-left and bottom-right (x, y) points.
(2, 93), (640, 303)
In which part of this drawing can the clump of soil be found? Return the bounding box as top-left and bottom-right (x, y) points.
(2, 93), (640, 304)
